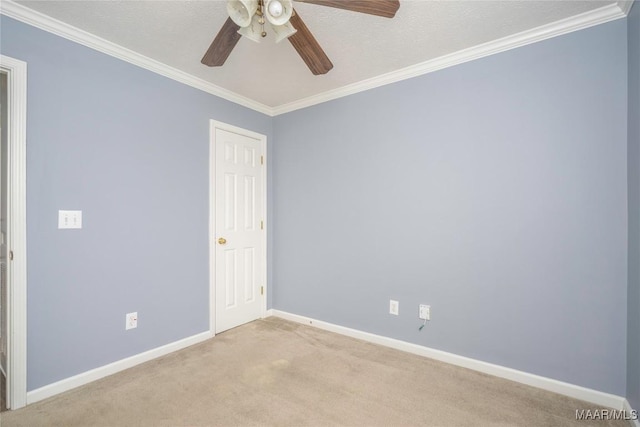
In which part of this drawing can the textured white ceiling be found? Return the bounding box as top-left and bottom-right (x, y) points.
(12, 0), (619, 108)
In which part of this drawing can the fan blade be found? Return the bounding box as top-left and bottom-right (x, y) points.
(201, 17), (242, 67)
(295, 0), (400, 18)
(288, 10), (333, 75)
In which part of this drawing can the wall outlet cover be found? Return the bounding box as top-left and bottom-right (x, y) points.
(125, 312), (138, 330)
(419, 304), (431, 320)
(389, 300), (399, 316)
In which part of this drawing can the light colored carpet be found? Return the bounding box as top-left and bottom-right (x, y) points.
(0, 317), (629, 426)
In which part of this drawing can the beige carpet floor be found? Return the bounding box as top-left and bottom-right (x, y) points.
(0, 317), (630, 426)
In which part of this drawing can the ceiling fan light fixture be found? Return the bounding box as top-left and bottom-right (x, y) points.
(227, 0), (258, 27)
(264, 0), (293, 26)
(237, 14), (263, 42)
(268, 0), (283, 17)
(270, 21), (297, 43)
(205, 0), (399, 74)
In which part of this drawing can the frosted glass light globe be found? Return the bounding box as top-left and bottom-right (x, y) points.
(268, 0), (283, 17)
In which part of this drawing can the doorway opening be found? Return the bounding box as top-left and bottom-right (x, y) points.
(0, 55), (28, 411)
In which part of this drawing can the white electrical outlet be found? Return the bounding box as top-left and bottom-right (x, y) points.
(125, 312), (138, 330)
(389, 300), (399, 316)
(419, 304), (431, 320)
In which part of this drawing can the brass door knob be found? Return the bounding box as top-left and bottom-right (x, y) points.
(218, 237), (227, 245)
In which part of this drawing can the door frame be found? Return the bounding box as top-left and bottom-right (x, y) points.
(209, 120), (267, 335)
(0, 55), (28, 410)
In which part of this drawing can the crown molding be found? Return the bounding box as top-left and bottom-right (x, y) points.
(618, 0), (635, 16)
(272, 2), (628, 115)
(0, 1), (274, 116)
(0, 0), (631, 117)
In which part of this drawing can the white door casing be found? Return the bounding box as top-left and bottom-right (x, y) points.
(0, 55), (28, 410)
(210, 121), (266, 334)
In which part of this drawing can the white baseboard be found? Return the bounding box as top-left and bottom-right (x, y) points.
(26, 330), (213, 405)
(269, 310), (626, 411)
(623, 399), (640, 427)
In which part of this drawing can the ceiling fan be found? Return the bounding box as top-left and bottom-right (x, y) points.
(201, 0), (400, 75)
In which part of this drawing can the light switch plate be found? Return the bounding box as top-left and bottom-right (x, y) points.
(58, 210), (82, 229)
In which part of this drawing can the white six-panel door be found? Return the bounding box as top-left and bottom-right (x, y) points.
(211, 122), (266, 334)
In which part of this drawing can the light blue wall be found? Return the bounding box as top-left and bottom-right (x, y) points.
(0, 16), (273, 391)
(0, 9), (634, 400)
(628, 1), (640, 412)
(273, 20), (628, 395)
